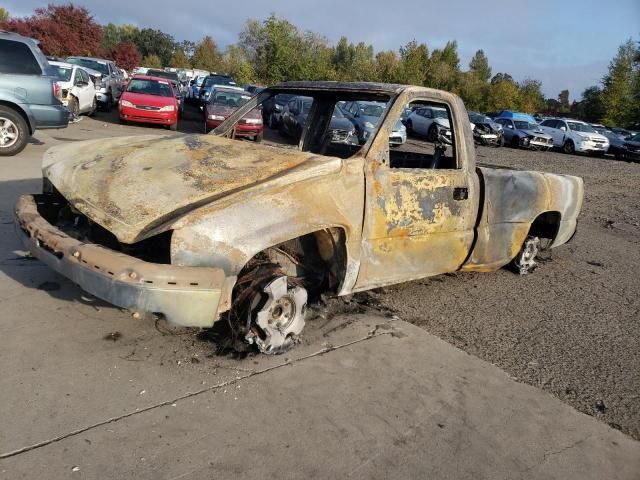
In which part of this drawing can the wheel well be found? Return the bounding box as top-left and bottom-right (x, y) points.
(0, 101), (32, 134)
(528, 211), (561, 243)
(237, 227), (348, 299)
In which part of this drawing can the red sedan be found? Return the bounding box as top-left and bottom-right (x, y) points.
(119, 75), (178, 130)
(204, 87), (263, 141)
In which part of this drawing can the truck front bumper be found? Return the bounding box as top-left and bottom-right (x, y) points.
(15, 195), (232, 327)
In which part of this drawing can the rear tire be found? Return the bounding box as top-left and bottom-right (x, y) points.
(406, 120), (413, 136)
(88, 97), (97, 117)
(68, 96), (79, 123)
(0, 106), (29, 156)
(101, 92), (113, 111)
(510, 135), (520, 148)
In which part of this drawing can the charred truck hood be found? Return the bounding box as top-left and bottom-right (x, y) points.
(43, 134), (340, 244)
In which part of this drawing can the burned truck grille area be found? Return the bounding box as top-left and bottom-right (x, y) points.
(35, 193), (172, 264)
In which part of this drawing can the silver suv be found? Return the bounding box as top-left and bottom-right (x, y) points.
(67, 56), (124, 110)
(0, 31), (69, 156)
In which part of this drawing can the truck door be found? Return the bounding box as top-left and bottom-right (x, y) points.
(541, 120), (562, 146)
(355, 95), (479, 290)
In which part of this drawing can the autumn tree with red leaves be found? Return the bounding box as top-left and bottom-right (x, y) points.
(0, 3), (102, 57)
(111, 42), (141, 71)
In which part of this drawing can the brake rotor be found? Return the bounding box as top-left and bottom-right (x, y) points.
(244, 276), (307, 354)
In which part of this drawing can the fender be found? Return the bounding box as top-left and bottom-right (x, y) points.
(168, 157), (366, 284)
(0, 90), (36, 133)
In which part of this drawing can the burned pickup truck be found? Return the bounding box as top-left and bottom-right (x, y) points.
(15, 82), (584, 354)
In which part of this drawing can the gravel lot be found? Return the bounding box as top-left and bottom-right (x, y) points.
(6, 104), (640, 441)
(370, 144), (640, 440)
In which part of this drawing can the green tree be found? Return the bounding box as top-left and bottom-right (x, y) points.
(375, 50), (399, 83)
(0, 7), (9, 21)
(558, 89), (570, 112)
(427, 41), (460, 91)
(397, 40), (429, 85)
(294, 31), (336, 81)
(518, 79), (545, 113)
(222, 44), (256, 84)
(168, 48), (191, 68)
(240, 15), (302, 83)
(577, 86), (604, 122)
(469, 49), (491, 82)
(102, 23), (140, 54)
(487, 78), (520, 111)
(490, 72), (513, 85)
(601, 39), (639, 126)
(133, 28), (176, 66)
(141, 54), (162, 68)
(191, 36), (223, 71)
(545, 98), (561, 115)
(458, 72), (488, 111)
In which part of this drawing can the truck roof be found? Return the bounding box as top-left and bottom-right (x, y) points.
(271, 81), (406, 95)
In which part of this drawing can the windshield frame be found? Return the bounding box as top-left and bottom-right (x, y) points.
(52, 66), (73, 82)
(567, 121), (596, 133)
(210, 89), (252, 107)
(67, 57), (109, 75)
(126, 78), (174, 98)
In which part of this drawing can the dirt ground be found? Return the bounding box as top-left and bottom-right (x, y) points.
(368, 144), (640, 440)
(6, 103), (640, 443)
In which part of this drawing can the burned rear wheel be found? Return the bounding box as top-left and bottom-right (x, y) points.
(512, 236), (541, 275)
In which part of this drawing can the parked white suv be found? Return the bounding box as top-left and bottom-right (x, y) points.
(539, 118), (609, 156)
(49, 61), (98, 120)
(66, 57), (124, 110)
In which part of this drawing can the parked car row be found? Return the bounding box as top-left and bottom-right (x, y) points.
(49, 61), (99, 120)
(66, 56), (124, 110)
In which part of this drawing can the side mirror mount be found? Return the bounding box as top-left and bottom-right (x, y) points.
(560, 126), (567, 131)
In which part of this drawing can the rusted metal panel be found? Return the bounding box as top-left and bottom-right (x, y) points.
(355, 88), (480, 289)
(169, 155), (366, 302)
(461, 167), (584, 271)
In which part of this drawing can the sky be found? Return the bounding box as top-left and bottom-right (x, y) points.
(4, 0), (639, 100)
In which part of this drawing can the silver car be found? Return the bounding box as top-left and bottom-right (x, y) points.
(67, 56), (124, 110)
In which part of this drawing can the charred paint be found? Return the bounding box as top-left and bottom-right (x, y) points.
(31, 82), (584, 328)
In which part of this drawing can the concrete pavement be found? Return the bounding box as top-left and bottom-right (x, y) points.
(0, 123), (638, 479)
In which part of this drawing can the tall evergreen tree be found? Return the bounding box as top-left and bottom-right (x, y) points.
(601, 39), (639, 126)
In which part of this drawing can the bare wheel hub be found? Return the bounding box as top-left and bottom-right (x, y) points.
(245, 276), (307, 354)
(514, 236), (541, 274)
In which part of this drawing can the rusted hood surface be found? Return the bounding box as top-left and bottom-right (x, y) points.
(43, 134), (338, 243)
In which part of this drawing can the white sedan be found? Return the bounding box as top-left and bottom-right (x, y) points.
(49, 61), (99, 121)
